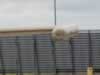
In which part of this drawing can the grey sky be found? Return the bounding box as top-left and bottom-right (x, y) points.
(56, 0), (100, 26)
(0, 0), (53, 25)
(0, 0), (100, 28)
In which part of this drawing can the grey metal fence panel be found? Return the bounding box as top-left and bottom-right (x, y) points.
(0, 30), (99, 74)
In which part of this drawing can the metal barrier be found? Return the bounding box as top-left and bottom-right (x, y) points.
(0, 30), (99, 75)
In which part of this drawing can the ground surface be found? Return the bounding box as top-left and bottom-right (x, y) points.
(0, 72), (99, 75)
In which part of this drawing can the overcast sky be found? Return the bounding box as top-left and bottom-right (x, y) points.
(0, 0), (100, 28)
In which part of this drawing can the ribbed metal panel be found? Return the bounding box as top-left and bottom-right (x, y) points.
(0, 30), (99, 74)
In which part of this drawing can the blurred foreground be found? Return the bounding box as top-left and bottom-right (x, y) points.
(0, 72), (99, 75)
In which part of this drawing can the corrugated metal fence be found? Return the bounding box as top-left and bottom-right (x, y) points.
(0, 30), (100, 75)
